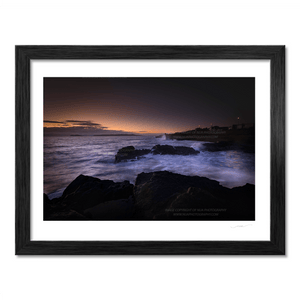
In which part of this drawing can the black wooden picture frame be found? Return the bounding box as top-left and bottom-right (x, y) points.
(15, 46), (285, 255)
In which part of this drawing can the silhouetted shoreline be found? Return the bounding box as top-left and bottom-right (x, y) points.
(69, 134), (140, 136)
(44, 171), (255, 221)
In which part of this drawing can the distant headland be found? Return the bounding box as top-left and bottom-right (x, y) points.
(167, 123), (254, 144)
(70, 134), (140, 136)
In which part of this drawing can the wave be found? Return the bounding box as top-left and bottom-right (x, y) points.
(44, 135), (255, 196)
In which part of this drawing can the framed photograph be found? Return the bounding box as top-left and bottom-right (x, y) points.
(16, 46), (285, 255)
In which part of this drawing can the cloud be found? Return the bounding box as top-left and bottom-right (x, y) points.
(44, 127), (136, 136)
(65, 120), (102, 127)
(44, 119), (107, 129)
(139, 131), (147, 132)
(65, 120), (84, 122)
(44, 120), (65, 124)
(65, 120), (100, 124)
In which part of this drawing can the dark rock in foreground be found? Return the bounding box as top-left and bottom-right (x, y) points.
(44, 192), (88, 220)
(133, 171), (254, 220)
(43, 193), (51, 219)
(84, 196), (135, 220)
(115, 144), (199, 163)
(44, 171), (254, 221)
(134, 171), (223, 219)
(61, 174), (133, 208)
(46, 210), (89, 220)
(44, 174), (134, 220)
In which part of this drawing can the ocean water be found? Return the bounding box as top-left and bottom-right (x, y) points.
(44, 135), (255, 199)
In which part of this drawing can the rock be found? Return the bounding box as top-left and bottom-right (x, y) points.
(43, 193), (51, 219)
(171, 187), (225, 209)
(45, 172), (254, 221)
(43, 192), (89, 220)
(115, 146), (151, 163)
(133, 171), (255, 220)
(202, 141), (235, 151)
(84, 196), (135, 220)
(155, 187), (227, 220)
(202, 141), (255, 153)
(115, 144), (199, 163)
(56, 174), (134, 214)
(133, 171), (223, 219)
(45, 210), (89, 220)
(228, 183), (255, 218)
(151, 144), (176, 155)
(44, 193), (65, 218)
(151, 144), (200, 155)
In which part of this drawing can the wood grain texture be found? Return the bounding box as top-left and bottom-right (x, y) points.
(270, 46), (285, 254)
(15, 47), (31, 254)
(15, 46), (285, 255)
(16, 45), (283, 59)
(16, 241), (283, 255)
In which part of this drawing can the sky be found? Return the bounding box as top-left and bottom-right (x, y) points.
(44, 77), (255, 136)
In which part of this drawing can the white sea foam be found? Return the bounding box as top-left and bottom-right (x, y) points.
(44, 135), (255, 197)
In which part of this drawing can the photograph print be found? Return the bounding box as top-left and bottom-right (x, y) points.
(43, 77), (255, 221)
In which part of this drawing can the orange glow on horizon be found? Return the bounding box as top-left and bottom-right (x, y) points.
(44, 78), (255, 136)
(43, 117), (192, 134)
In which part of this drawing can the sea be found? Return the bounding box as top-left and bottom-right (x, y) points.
(44, 135), (255, 199)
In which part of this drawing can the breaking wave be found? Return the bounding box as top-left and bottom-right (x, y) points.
(44, 135), (255, 199)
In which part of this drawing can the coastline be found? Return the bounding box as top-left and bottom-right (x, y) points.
(44, 170), (255, 221)
(165, 127), (255, 153)
(166, 127), (255, 144)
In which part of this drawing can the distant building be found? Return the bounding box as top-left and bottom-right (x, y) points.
(232, 123), (254, 130)
(210, 125), (229, 131)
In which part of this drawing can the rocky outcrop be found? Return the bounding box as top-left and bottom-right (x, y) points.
(133, 171), (254, 220)
(61, 174), (133, 208)
(84, 196), (135, 220)
(43, 193), (52, 219)
(115, 146), (151, 163)
(166, 126), (255, 145)
(46, 210), (89, 220)
(44, 192), (88, 220)
(44, 174), (134, 220)
(202, 141), (255, 153)
(151, 144), (200, 155)
(115, 144), (199, 163)
(202, 141), (235, 151)
(44, 171), (254, 221)
(133, 171), (224, 219)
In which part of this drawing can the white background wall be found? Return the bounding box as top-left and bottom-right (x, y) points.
(0, 1), (298, 299)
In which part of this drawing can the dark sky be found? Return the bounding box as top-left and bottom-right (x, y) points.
(44, 77), (255, 135)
